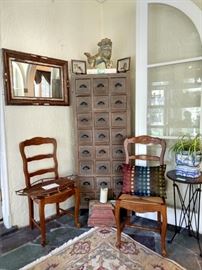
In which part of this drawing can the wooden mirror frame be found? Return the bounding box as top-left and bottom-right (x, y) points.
(2, 49), (69, 106)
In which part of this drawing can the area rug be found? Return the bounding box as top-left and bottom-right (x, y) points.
(21, 227), (186, 270)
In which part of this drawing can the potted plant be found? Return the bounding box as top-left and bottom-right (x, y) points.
(170, 134), (202, 178)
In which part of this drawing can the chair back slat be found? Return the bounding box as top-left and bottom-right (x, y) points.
(27, 154), (54, 162)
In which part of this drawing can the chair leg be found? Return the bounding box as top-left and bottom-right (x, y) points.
(28, 198), (34, 229)
(161, 206), (167, 257)
(56, 203), (60, 215)
(157, 211), (161, 223)
(126, 210), (132, 224)
(74, 188), (80, 228)
(39, 201), (46, 246)
(115, 201), (121, 248)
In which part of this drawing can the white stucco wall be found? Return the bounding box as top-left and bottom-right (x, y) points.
(0, 0), (101, 227)
(101, 1), (136, 129)
(0, 0), (136, 227)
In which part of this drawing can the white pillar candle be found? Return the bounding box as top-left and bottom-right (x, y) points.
(100, 187), (108, 203)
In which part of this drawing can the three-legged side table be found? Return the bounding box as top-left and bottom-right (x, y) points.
(166, 170), (202, 257)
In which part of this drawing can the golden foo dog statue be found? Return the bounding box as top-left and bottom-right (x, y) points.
(84, 38), (113, 69)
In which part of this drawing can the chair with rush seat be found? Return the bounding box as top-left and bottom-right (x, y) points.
(115, 135), (167, 256)
(18, 137), (80, 246)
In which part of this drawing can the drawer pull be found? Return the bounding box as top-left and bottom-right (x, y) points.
(116, 165), (122, 172)
(84, 198), (90, 201)
(115, 82), (122, 88)
(100, 181), (108, 186)
(97, 101), (105, 105)
(81, 118), (89, 122)
(97, 83), (105, 88)
(99, 149), (106, 154)
(81, 134), (89, 138)
(83, 181), (90, 186)
(116, 149), (123, 154)
(115, 117), (123, 121)
(82, 150), (90, 155)
(98, 133), (106, 138)
(98, 117), (105, 122)
(99, 165), (107, 170)
(115, 133), (123, 138)
(79, 84), (87, 88)
(83, 165), (90, 170)
(117, 180), (123, 185)
(80, 101), (88, 106)
(115, 100), (123, 105)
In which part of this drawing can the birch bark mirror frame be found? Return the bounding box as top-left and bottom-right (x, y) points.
(2, 49), (69, 106)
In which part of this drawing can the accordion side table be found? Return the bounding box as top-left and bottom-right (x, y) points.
(166, 170), (202, 257)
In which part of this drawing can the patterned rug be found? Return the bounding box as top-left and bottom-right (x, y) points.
(21, 227), (186, 270)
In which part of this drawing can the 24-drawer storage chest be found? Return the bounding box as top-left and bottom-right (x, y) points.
(71, 72), (131, 208)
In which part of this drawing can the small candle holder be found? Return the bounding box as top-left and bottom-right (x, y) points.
(99, 187), (108, 203)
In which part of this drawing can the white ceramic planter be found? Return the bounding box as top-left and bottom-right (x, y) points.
(175, 152), (201, 178)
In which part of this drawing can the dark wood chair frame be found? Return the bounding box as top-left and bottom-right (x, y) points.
(19, 137), (80, 246)
(115, 135), (167, 256)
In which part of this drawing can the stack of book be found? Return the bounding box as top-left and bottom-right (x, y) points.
(88, 201), (116, 227)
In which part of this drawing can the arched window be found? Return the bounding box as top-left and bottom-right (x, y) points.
(136, 0), (202, 138)
(135, 0), (202, 224)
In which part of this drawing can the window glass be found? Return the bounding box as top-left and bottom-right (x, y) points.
(148, 4), (202, 64)
(147, 60), (202, 137)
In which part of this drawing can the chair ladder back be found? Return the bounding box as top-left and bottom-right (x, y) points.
(19, 137), (59, 188)
(124, 135), (166, 165)
(117, 135), (167, 257)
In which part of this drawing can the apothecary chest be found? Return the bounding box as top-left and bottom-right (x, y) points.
(71, 72), (131, 208)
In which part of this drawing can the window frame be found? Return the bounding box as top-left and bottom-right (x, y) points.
(135, 0), (202, 139)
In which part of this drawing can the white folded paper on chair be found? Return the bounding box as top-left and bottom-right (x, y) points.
(42, 183), (59, 190)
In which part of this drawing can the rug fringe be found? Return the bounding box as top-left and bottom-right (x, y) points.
(20, 228), (96, 270)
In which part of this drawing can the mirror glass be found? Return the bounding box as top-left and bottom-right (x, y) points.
(3, 49), (69, 105)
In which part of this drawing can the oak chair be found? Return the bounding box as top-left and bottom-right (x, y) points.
(115, 135), (167, 256)
(19, 137), (80, 246)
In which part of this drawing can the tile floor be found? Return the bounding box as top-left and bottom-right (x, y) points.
(0, 209), (202, 270)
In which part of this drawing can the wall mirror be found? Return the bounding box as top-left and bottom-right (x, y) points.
(2, 49), (69, 105)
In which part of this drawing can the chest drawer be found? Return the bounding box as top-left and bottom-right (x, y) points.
(94, 129), (110, 144)
(110, 77), (126, 94)
(96, 177), (111, 189)
(80, 192), (95, 208)
(75, 79), (91, 96)
(76, 97), (92, 113)
(79, 146), (93, 159)
(112, 145), (125, 159)
(93, 96), (109, 110)
(111, 112), (127, 127)
(79, 177), (94, 191)
(95, 161), (110, 175)
(78, 130), (93, 144)
(95, 145), (110, 159)
(111, 95), (127, 110)
(111, 129), (127, 144)
(113, 176), (123, 190)
(112, 161), (123, 175)
(94, 112), (109, 127)
(79, 161), (93, 175)
(77, 113), (92, 128)
(93, 78), (109, 95)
